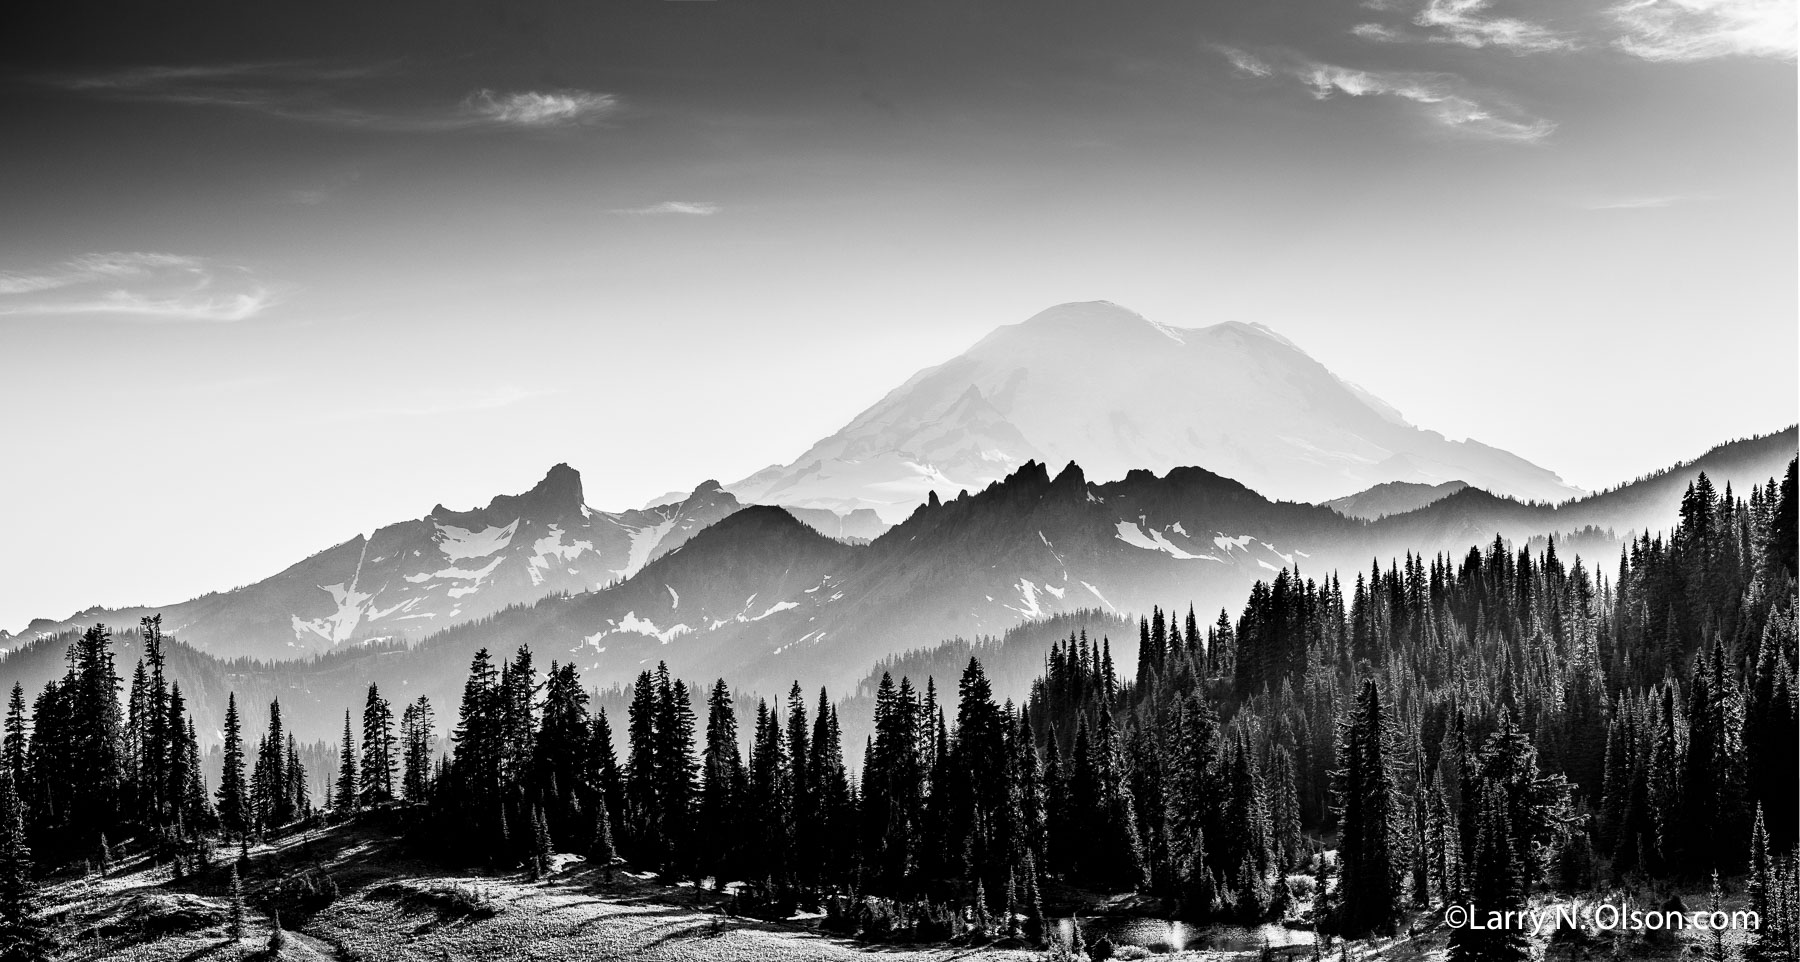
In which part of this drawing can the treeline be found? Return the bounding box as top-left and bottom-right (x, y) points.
(0, 461), (1794, 960)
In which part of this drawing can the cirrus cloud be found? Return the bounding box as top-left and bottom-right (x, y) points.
(0, 253), (276, 322)
(610, 201), (721, 216)
(463, 89), (618, 127)
(45, 62), (622, 133)
(1217, 46), (1556, 143)
(1609, 0), (1797, 60)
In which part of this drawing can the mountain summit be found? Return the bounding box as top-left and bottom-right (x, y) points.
(729, 301), (1579, 519)
(9, 466), (746, 660)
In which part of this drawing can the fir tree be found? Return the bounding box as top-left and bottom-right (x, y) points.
(218, 693), (249, 836)
(335, 710), (358, 816)
(0, 774), (50, 962)
(359, 684), (396, 807)
(228, 862), (246, 940)
(590, 792), (618, 883)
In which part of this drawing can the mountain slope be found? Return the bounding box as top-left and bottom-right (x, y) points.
(1327, 480), (1470, 520)
(6, 467), (747, 660)
(5, 428), (1788, 746)
(729, 301), (1580, 520)
(1373, 426), (1798, 550)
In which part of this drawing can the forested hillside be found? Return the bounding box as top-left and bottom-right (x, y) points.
(2, 460), (1794, 960)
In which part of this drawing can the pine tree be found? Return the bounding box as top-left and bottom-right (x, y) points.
(591, 792), (618, 883)
(654, 670), (698, 880)
(218, 693), (249, 837)
(699, 679), (742, 888)
(2, 686), (26, 793)
(228, 862), (246, 940)
(335, 710), (358, 816)
(1021, 855), (1046, 946)
(1446, 782), (1529, 962)
(1334, 679), (1402, 935)
(400, 696), (435, 803)
(1706, 870), (1732, 962)
(1748, 805), (1775, 962)
(360, 684), (396, 807)
(624, 669), (662, 864)
(0, 774), (51, 962)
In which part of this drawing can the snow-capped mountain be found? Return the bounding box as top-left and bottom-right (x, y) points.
(729, 301), (1581, 521)
(310, 459), (1373, 702)
(3, 428), (1788, 744)
(8, 466), (749, 660)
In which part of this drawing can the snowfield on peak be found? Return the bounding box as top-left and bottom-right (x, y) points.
(729, 301), (1580, 521)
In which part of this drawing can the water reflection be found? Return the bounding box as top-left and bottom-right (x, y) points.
(1053, 917), (1316, 954)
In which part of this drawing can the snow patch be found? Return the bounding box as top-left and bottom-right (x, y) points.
(404, 555), (505, 586)
(1006, 578), (1044, 619)
(436, 519), (519, 561)
(527, 523), (594, 587)
(749, 600), (798, 621)
(1081, 581), (1117, 612)
(1117, 521), (1217, 561)
(611, 611), (691, 644)
(609, 515), (677, 581)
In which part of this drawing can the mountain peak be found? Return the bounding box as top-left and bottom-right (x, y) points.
(469, 463), (586, 518)
(731, 301), (1582, 517)
(529, 462), (585, 507)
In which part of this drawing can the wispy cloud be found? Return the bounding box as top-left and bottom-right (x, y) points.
(1609, 0), (1797, 60)
(463, 90), (618, 127)
(1355, 0), (1794, 60)
(1351, 0), (1578, 52)
(1352, 22), (1414, 42)
(0, 253), (275, 322)
(46, 62), (621, 132)
(1414, 0), (1580, 52)
(1220, 48), (1275, 77)
(1217, 46), (1555, 143)
(610, 201), (721, 216)
(1583, 194), (1695, 209)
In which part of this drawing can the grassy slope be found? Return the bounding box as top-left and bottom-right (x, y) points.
(39, 818), (1758, 962)
(40, 821), (1049, 962)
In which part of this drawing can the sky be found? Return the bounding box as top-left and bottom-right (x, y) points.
(0, 0), (1794, 632)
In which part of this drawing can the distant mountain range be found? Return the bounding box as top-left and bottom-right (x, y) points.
(728, 301), (1582, 521)
(2, 297), (1793, 744)
(4, 426), (1789, 748)
(1326, 480), (1470, 521)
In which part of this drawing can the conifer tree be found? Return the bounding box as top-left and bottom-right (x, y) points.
(335, 710), (358, 817)
(2, 686), (25, 795)
(699, 679), (742, 887)
(1446, 783), (1528, 962)
(228, 862), (246, 940)
(0, 774), (50, 962)
(360, 684), (396, 807)
(400, 696), (435, 803)
(1705, 870), (1731, 962)
(591, 792), (618, 884)
(218, 693), (249, 836)
(1334, 680), (1401, 935)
